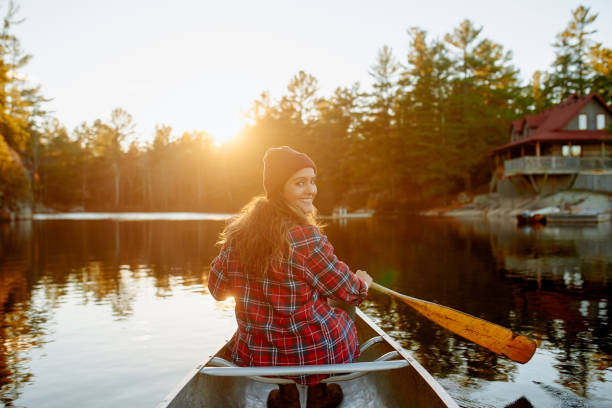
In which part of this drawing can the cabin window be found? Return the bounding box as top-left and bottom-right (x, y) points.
(562, 145), (581, 157)
(597, 113), (606, 130)
(562, 145), (570, 156)
(578, 114), (588, 130)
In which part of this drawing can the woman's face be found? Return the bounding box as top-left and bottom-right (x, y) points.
(282, 167), (317, 214)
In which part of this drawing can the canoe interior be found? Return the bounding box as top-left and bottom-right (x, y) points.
(159, 309), (457, 408)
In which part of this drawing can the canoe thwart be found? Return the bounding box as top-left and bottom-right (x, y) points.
(207, 357), (293, 384)
(204, 350), (402, 384)
(212, 350), (402, 385)
(202, 359), (409, 377)
(203, 334), (395, 385)
(322, 351), (400, 383)
(202, 359), (409, 378)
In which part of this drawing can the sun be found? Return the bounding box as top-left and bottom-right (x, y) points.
(212, 134), (233, 147)
(198, 105), (249, 148)
(210, 127), (244, 148)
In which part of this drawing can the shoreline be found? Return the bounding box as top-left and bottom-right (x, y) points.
(6, 193), (610, 223)
(3, 210), (374, 222)
(423, 190), (612, 220)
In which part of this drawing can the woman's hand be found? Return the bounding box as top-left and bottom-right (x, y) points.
(356, 270), (373, 290)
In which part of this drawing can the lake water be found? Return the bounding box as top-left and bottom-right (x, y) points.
(0, 214), (610, 407)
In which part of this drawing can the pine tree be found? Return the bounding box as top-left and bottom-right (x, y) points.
(37, 118), (82, 207)
(280, 70), (319, 125)
(443, 20), (520, 193)
(547, 5), (598, 101)
(355, 46), (402, 210)
(398, 28), (453, 201)
(311, 84), (360, 211)
(73, 122), (96, 208)
(148, 124), (172, 209)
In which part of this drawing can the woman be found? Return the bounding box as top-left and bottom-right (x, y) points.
(209, 146), (373, 408)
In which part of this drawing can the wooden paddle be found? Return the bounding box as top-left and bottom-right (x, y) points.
(370, 282), (536, 364)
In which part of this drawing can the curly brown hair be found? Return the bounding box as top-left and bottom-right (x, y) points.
(217, 193), (323, 277)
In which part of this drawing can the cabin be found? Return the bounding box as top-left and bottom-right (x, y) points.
(491, 94), (612, 197)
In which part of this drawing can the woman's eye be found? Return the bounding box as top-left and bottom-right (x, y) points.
(297, 181), (304, 186)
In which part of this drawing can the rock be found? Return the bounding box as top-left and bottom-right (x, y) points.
(427, 191), (612, 219)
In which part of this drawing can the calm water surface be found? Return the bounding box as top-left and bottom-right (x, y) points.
(0, 215), (610, 407)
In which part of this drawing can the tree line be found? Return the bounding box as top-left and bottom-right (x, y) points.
(1, 4), (611, 216)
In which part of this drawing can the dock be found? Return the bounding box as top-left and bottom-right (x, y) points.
(546, 213), (611, 224)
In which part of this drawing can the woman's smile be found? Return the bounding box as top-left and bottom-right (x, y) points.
(283, 167), (317, 214)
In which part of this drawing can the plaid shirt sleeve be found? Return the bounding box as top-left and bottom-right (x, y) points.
(292, 225), (368, 305)
(208, 243), (232, 301)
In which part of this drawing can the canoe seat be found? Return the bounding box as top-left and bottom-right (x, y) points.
(200, 336), (409, 408)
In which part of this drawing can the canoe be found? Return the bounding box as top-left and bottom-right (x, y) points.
(158, 308), (458, 408)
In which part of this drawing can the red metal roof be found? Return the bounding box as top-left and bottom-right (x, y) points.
(525, 114), (545, 129)
(493, 93), (612, 153)
(510, 119), (524, 133)
(491, 130), (612, 152)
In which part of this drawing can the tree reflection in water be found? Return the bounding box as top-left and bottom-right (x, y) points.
(1, 222), (50, 405)
(0, 218), (224, 405)
(0, 216), (610, 407)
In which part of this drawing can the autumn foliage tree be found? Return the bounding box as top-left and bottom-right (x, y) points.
(0, 1), (45, 215)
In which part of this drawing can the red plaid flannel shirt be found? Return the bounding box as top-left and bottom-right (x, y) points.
(208, 224), (368, 385)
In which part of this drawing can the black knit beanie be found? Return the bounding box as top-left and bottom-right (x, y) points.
(262, 146), (317, 198)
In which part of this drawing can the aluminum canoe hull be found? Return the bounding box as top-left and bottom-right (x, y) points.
(158, 309), (458, 408)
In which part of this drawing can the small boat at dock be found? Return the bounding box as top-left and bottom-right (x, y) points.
(516, 206), (560, 226)
(158, 308), (458, 408)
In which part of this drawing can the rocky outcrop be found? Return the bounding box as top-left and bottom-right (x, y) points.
(425, 191), (612, 219)
(0, 135), (32, 221)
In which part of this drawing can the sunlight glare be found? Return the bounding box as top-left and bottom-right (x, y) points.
(215, 296), (236, 312)
(211, 130), (238, 147)
(208, 114), (244, 148)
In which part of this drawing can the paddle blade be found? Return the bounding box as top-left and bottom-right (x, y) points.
(501, 332), (537, 364)
(371, 283), (536, 364)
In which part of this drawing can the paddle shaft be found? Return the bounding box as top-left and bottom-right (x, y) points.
(370, 282), (536, 364)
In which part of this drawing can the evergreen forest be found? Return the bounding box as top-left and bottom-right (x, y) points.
(1, 4), (611, 216)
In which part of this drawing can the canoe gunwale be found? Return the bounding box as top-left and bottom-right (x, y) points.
(355, 309), (459, 408)
(157, 360), (208, 408)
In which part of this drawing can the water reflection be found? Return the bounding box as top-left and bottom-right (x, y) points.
(0, 219), (226, 407)
(0, 216), (610, 407)
(324, 217), (611, 405)
(485, 221), (611, 398)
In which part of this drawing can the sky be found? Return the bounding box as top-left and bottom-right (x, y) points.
(14, 0), (612, 146)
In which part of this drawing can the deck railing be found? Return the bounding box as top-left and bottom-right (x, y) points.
(504, 156), (612, 176)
